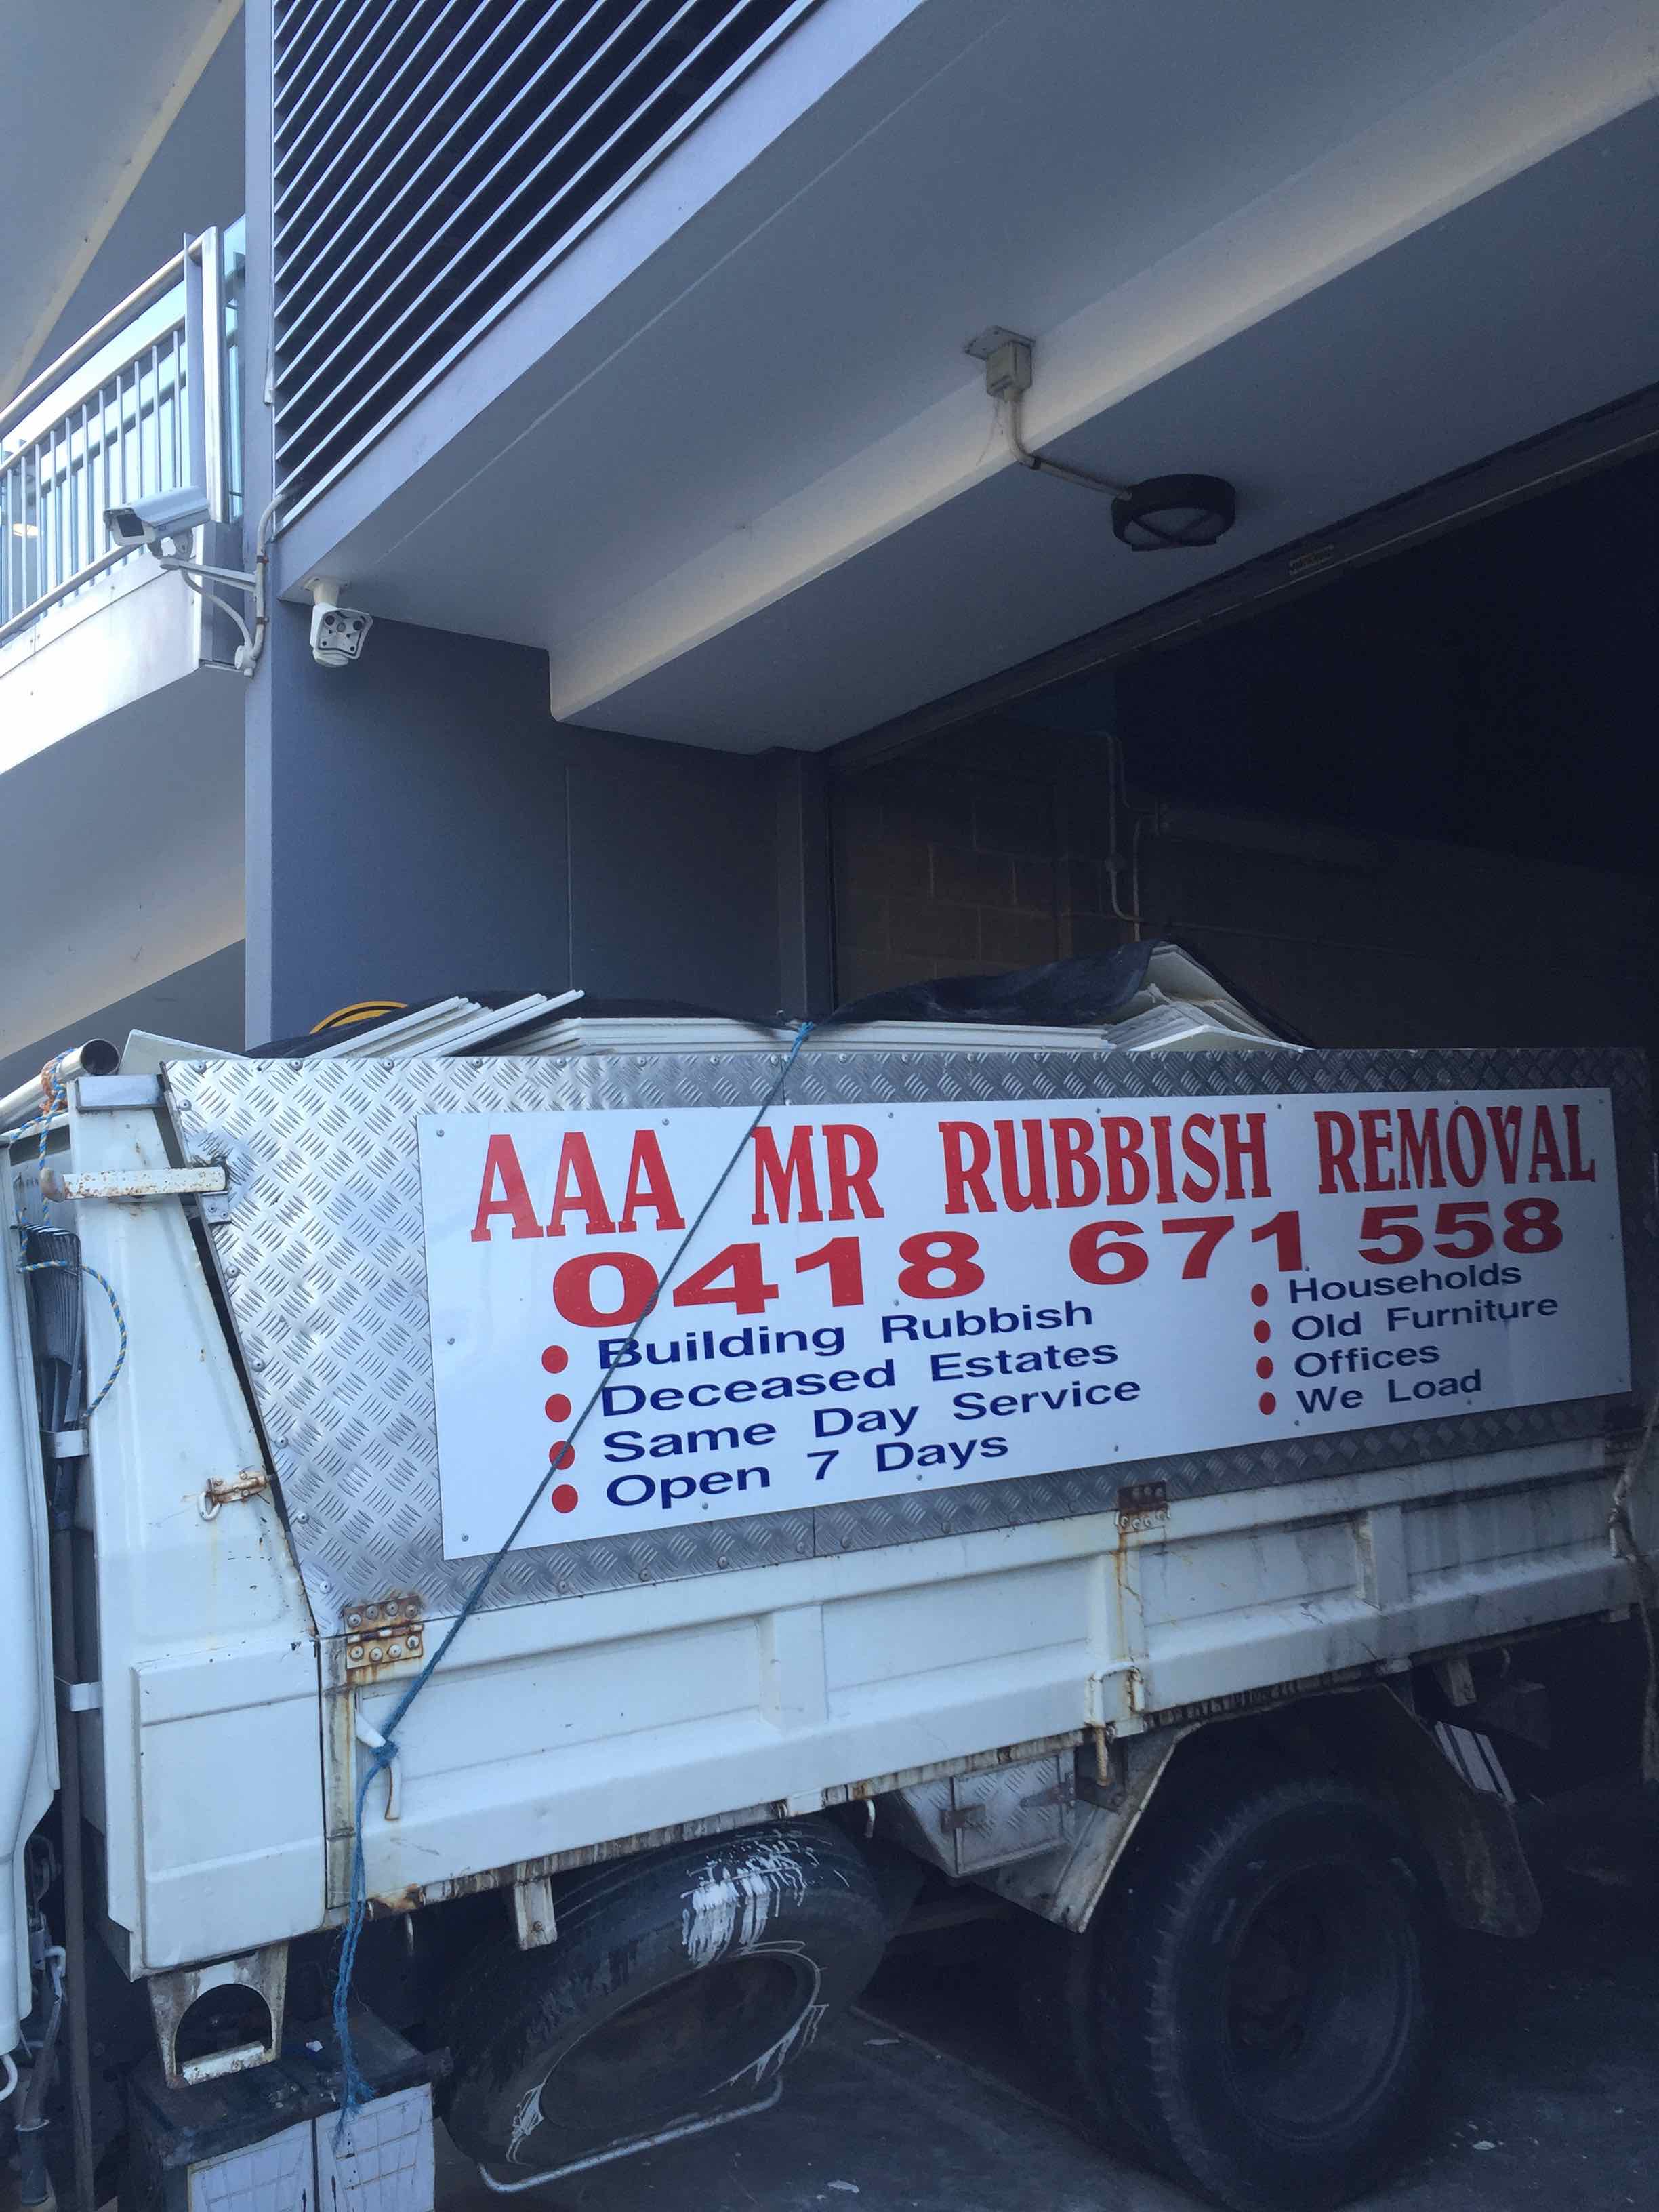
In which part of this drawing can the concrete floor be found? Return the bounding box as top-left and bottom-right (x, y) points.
(435, 1782), (1659, 2212)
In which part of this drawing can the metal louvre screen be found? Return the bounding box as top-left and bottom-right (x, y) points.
(270, 0), (816, 516)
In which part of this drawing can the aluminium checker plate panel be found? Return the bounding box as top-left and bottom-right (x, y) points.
(164, 1046), (1654, 1636)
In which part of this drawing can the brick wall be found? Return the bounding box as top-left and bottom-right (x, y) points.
(831, 718), (1123, 1004)
(830, 716), (1657, 1053)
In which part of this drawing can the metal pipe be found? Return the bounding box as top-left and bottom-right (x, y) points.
(48, 1523), (96, 2212)
(0, 1044), (119, 1137)
(1005, 387), (1132, 499)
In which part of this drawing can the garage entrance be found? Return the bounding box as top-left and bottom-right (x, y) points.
(827, 417), (1659, 1063)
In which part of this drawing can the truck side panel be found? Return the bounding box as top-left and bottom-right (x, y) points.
(1133, 1454), (1627, 1713)
(339, 1437), (1624, 1912)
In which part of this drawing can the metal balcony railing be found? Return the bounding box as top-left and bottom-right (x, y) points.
(0, 224), (243, 645)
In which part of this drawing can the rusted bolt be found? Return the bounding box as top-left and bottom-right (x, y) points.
(346, 1612), (362, 1628)
(366, 1604), (382, 1622)
(388, 1642), (404, 1658)
(369, 1645), (384, 1662)
(348, 1646), (364, 1663)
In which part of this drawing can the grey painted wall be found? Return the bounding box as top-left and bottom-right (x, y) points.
(567, 735), (797, 1020)
(0, 943), (245, 1097)
(245, 609), (800, 1042)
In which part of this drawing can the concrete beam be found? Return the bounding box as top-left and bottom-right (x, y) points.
(548, 0), (1659, 729)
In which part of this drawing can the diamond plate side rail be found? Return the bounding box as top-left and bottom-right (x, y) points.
(164, 1046), (1654, 1633)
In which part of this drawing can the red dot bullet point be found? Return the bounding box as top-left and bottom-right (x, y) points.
(1256, 1357), (1274, 1380)
(1250, 1284), (1269, 1307)
(548, 1440), (576, 1470)
(1254, 1319), (1271, 1343)
(544, 1393), (572, 1422)
(1258, 1391), (1277, 1415)
(550, 1483), (579, 1514)
(541, 1345), (569, 1374)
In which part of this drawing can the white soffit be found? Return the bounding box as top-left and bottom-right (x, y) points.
(274, 0), (1659, 749)
(0, 674), (243, 1061)
(0, 1), (240, 403)
(546, 0), (1659, 741)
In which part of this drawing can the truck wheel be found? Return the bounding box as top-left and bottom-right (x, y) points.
(1082, 1776), (1435, 2212)
(1015, 1916), (1157, 2162)
(438, 1820), (887, 2170)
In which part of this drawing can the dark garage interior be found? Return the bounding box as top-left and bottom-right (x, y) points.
(830, 432), (1659, 1063)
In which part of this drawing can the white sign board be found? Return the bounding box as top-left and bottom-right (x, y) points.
(418, 1088), (1629, 1557)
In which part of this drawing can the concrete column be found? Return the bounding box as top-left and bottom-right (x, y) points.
(245, 607), (571, 1041)
(564, 728), (795, 1023)
(245, 599), (808, 1040)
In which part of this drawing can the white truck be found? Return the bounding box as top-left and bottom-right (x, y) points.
(2, 992), (1653, 2212)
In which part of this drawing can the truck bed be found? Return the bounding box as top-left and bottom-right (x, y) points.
(9, 1040), (1648, 1968)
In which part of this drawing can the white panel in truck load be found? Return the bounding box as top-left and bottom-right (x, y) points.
(418, 1086), (1629, 1556)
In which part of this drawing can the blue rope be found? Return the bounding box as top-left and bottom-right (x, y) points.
(331, 1023), (817, 2129)
(5, 1054), (70, 1197)
(13, 1261), (129, 1417)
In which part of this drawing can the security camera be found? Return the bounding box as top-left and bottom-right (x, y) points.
(104, 485), (211, 555)
(310, 602), (373, 668)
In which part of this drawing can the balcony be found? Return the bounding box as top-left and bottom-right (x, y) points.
(0, 226), (247, 1084)
(1, 222), (245, 732)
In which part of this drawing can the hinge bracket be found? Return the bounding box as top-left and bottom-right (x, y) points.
(343, 1591), (426, 1675)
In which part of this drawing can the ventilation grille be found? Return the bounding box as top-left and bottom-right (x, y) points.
(271, 0), (817, 519)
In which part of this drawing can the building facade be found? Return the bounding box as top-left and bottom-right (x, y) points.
(5, 1), (1659, 1086)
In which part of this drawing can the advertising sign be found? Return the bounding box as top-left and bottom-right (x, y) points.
(418, 1088), (1629, 1557)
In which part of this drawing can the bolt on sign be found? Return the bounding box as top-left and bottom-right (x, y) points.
(417, 1090), (1629, 1557)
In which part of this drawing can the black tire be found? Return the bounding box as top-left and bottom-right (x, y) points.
(438, 1820), (887, 2169)
(1076, 1776), (1436, 2212)
(1016, 1915), (1159, 2163)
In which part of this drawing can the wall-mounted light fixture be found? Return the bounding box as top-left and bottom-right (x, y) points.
(968, 328), (1236, 552)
